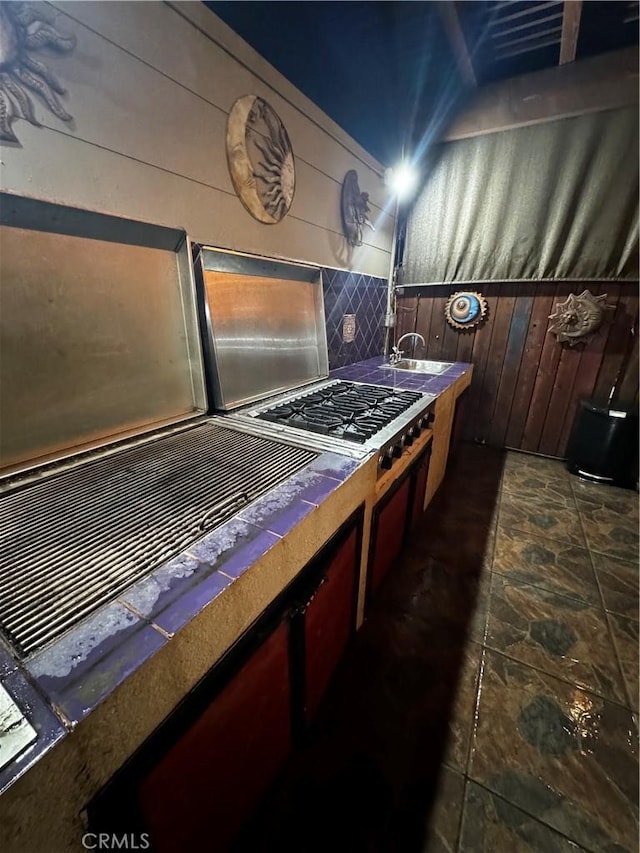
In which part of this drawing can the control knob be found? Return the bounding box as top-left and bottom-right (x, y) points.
(380, 450), (394, 470)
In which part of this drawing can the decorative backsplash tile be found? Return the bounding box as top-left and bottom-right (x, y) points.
(322, 268), (387, 369)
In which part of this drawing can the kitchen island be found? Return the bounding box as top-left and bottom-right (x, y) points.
(0, 359), (472, 853)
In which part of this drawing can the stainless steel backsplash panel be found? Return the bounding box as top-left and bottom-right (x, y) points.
(0, 194), (206, 476)
(196, 247), (328, 411)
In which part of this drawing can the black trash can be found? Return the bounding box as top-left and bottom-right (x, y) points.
(565, 400), (639, 488)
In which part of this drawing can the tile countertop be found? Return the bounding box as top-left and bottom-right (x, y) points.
(0, 358), (472, 806)
(0, 450), (367, 800)
(330, 355), (472, 393)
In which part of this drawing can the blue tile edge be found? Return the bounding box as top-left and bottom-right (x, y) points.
(0, 667), (67, 797)
(26, 601), (168, 726)
(0, 442), (364, 794)
(146, 518), (281, 634)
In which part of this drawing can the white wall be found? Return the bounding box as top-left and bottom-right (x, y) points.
(0, 1), (394, 278)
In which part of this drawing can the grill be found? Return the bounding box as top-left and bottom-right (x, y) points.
(0, 422), (317, 658)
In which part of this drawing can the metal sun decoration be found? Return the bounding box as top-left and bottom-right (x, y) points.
(547, 289), (613, 346)
(444, 291), (488, 331)
(340, 169), (375, 247)
(0, 2), (75, 143)
(226, 95), (295, 224)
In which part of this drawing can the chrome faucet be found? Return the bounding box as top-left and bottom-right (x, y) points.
(390, 332), (425, 363)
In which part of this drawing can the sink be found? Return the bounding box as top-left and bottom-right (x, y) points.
(381, 359), (454, 375)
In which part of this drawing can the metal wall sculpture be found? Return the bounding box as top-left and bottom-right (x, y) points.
(0, 2), (75, 143)
(340, 169), (375, 247)
(548, 289), (612, 345)
(226, 95), (295, 224)
(444, 291), (488, 331)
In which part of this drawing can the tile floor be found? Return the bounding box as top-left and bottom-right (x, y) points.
(239, 445), (639, 853)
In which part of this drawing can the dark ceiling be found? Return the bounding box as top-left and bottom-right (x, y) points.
(208, 1), (639, 166)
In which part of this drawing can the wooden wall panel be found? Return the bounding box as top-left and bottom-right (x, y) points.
(428, 292), (450, 361)
(489, 290), (534, 447)
(462, 284), (501, 444)
(504, 283), (557, 447)
(521, 294), (565, 452)
(395, 296), (418, 342)
(478, 286), (517, 443)
(440, 309), (462, 362)
(594, 288), (638, 399)
(455, 323), (476, 364)
(400, 281), (638, 457)
(555, 284), (615, 451)
(537, 343), (582, 456)
(616, 329), (639, 405)
(415, 289), (439, 356)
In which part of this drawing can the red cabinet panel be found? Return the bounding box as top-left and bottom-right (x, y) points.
(369, 476), (411, 593)
(410, 449), (431, 532)
(137, 621), (291, 853)
(304, 528), (358, 722)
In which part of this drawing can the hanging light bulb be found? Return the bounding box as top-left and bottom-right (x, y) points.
(385, 161), (418, 200)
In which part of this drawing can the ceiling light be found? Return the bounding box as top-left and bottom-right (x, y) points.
(385, 161), (418, 200)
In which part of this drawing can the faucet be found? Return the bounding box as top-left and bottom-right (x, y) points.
(391, 332), (426, 363)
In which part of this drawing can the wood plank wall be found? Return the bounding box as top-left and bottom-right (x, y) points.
(396, 282), (639, 457)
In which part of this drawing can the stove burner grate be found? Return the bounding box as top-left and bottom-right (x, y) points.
(257, 382), (424, 443)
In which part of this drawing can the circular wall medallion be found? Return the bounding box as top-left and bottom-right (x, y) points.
(226, 95), (295, 224)
(547, 290), (612, 346)
(444, 291), (488, 331)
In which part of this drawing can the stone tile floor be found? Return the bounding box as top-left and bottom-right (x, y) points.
(239, 445), (639, 853)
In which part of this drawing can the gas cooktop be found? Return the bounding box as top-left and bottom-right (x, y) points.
(256, 381), (424, 444)
(221, 379), (436, 474)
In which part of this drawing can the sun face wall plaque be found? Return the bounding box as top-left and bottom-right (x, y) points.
(444, 291), (488, 331)
(548, 290), (613, 346)
(226, 95), (295, 224)
(0, 2), (76, 143)
(340, 169), (375, 247)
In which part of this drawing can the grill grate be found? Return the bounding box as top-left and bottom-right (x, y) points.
(0, 423), (317, 658)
